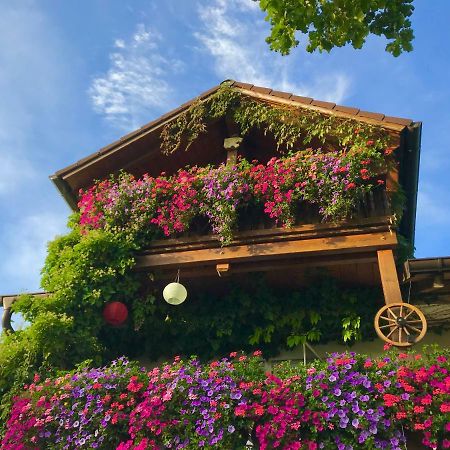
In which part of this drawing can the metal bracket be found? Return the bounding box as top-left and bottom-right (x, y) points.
(1, 297), (15, 333)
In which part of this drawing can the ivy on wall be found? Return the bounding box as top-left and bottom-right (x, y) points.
(0, 217), (382, 430)
(160, 84), (395, 155)
(133, 274), (381, 360)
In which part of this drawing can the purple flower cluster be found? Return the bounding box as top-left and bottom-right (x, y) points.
(199, 162), (250, 244)
(305, 353), (405, 449)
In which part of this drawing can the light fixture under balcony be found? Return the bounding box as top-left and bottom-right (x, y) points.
(433, 273), (445, 289)
(163, 270), (188, 305)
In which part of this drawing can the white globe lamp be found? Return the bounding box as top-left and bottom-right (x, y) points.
(163, 281), (187, 305)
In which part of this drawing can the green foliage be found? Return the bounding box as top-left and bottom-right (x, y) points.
(0, 224), (143, 430)
(161, 85), (393, 154)
(342, 313), (361, 342)
(133, 275), (380, 360)
(160, 87), (241, 154)
(257, 0), (415, 56)
(40, 227), (139, 325)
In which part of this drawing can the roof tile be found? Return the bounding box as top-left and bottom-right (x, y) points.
(311, 100), (336, 110)
(383, 116), (413, 126)
(358, 110), (385, 121)
(334, 105), (360, 115)
(290, 95), (313, 104)
(233, 81), (254, 90)
(251, 85), (272, 95)
(270, 90), (292, 99)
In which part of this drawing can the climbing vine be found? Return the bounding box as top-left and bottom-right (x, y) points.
(160, 83), (395, 155)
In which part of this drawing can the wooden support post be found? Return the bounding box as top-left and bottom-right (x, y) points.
(377, 249), (402, 304)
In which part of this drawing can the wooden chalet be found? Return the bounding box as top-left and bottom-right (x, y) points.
(4, 80), (449, 350)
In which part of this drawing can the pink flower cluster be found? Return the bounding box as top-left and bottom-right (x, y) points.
(383, 354), (450, 449)
(78, 147), (389, 245)
(237, 373), (323, 449)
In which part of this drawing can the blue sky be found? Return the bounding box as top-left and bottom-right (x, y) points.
(1, 0), (449, 295)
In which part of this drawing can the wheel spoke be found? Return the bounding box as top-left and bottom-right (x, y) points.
(376, 303), (427, 347)
(387, 308), (398, 319)
(386, 326), (399, 339)
(406, 324), (422, 334)
(380, 316), (396, 323)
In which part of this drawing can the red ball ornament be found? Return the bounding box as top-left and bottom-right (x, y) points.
(103, 301), (128, 326)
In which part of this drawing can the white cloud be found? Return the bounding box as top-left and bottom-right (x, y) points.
(0, 212), (68, 292)
(89, 24), (184, 130)
(89, 1), (350, 130)
(195, 0), (350, 103)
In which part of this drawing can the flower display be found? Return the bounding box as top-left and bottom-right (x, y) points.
(303, 354), (405, 449)
(2, 357), (147, 450)
(3, 348), (448, 449)
(197, 160), (251, 244)
(379, 350), (450, 449)
(78, 147), (390, 245)
(120, 356), (252, 449)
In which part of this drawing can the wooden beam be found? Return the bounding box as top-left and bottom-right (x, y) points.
(377, 249), (402, 304)
(143, 216), (393, 254)
(150, 252), (378, 279)
(386, 166), (399, 193)
(136, 231), (397, 270)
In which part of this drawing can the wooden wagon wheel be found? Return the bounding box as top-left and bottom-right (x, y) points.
(374, 302), (427, 347)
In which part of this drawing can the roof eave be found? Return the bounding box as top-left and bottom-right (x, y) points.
(50, 175), (79, 211)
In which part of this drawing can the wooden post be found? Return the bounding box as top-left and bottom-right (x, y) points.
(377, 249), (402, 304)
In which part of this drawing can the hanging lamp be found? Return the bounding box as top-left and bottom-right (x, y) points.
(163, 270), (187, 305)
